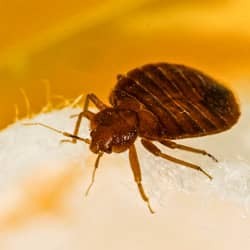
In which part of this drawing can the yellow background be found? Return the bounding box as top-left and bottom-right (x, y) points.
(0, 0), (250, 129)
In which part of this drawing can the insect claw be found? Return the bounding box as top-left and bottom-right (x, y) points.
(207, 153), (218, 163)
(147, 201), (155, 214)
(200, 168), (213, 180)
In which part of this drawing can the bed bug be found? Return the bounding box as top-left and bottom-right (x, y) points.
(26, 63), (240, 213)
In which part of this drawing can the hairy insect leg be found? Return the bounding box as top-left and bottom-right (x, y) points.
(141, 139), (212, 180)
(129, 144), (154, 214)
(85, 152), (103, 196)
(84, 93), (108, 111)
(160, 140), (218, 162)
(64, 94), (108, 144)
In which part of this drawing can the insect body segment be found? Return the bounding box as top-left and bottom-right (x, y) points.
(111, 63), (240, 139)
(90, 108), (138, 154)
(25, 63), (240, 213)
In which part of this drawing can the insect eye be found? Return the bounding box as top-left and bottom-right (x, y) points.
(90, 130), (95, 137)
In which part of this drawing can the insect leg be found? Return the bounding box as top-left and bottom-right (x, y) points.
(129, 144), (154, 214)
(84, 93), (108, 111)
(141, 139), (212, 180)
(66, 94), (108, 144)
(160, 140), (218, 162)
(63, 111), (93, 144)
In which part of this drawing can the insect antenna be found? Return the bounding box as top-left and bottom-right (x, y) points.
(85, 152), (104, 196)
(23, 122), (90, 144)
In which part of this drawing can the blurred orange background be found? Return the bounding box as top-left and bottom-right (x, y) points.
(0, 0), (250, 129)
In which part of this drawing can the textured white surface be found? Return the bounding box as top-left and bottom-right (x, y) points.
(0, 103), (250, 249)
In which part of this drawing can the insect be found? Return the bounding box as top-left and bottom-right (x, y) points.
(26, 63), (240, 213)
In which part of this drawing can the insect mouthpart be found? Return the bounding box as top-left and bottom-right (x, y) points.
(90, 137), (112, 154)
(89, 143), (101, 154)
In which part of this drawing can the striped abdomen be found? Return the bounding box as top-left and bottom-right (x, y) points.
(109, 63), (240, 139)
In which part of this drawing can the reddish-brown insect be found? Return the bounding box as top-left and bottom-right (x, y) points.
(27, 63), (240, 213)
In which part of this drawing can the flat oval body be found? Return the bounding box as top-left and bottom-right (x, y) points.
(109, 63), (240, 139)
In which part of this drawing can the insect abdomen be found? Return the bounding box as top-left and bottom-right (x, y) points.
(110, 63), (240, 139)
